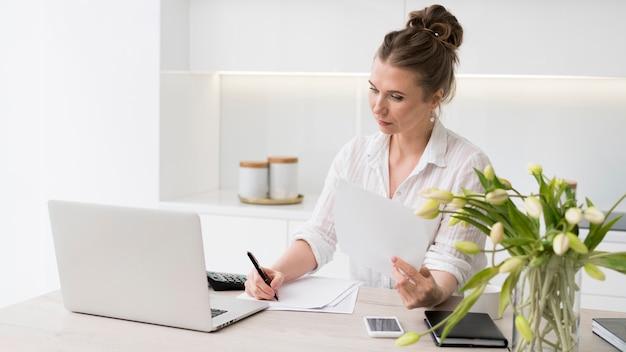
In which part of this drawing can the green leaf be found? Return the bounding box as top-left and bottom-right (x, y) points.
(529, 253), (549, 266)
(588, 252), (626, 274)
(459, 267), (499, 292)
(583, 263), (606, 281)
(499, 270), (520, 317)
(585, 193), (626, 251)
(541, 199), (560, 229)
(584, 215), (622, 251)
(463, 201), (507, 224)
(502, 237), (536, 247)
(438, 285), (485, 343)
(505, 202), (538, 239)
(474, 168), (491, 190)
(451, 214), (491, 236)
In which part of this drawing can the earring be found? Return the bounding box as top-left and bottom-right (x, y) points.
(430, 111), (435, 123)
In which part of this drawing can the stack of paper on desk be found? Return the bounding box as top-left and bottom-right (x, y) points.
(239, 276), (362, 314)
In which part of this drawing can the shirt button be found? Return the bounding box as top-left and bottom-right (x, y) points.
(396, 191), (402, 196)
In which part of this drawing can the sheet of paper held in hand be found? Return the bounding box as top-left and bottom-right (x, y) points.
(334, 179), (438, 278)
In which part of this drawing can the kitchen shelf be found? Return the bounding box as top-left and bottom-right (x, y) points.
(159, 189), (317, 221)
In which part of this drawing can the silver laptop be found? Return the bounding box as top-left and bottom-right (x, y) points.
(48, 200), (268, 332)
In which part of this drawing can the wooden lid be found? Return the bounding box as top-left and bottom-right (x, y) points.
(267, 156), (298, 164)
(239, 161), (269, 168)
(564, 179), (577, 190)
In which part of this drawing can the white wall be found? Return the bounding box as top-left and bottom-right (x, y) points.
(161, 0), (189, 71)
(40, 0), (161, 292)
(1, 0), (160, 308)
(208, 74), (626, 214)
(160, 72), (221, 200)
(217, 73), (375, 196)
(446, 76), (626, 213)
(0, 0), (45, 308)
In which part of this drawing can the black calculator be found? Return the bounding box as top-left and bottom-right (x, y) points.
(206, 271), (247, 291)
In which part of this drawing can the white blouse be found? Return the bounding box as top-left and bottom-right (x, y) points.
(292, 121), (491, 290)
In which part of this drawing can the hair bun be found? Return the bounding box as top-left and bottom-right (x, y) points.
(407, 4), (463, 50)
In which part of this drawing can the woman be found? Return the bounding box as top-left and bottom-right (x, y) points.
(245, 4), (490, 309)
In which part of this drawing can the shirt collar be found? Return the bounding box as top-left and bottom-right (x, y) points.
(366, 121), (449, 168)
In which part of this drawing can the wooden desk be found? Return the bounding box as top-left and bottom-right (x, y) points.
(0, 287), (623, 352)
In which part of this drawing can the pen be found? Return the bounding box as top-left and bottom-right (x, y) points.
(397, 267), (416, 285)
(246, 251), (279, 301)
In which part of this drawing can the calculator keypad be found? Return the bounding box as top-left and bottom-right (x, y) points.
(206, 271), (246, 291)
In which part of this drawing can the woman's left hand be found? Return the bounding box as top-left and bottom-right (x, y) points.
(391, 256), (454, 309)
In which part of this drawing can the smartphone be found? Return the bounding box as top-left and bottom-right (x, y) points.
(363, 316), (404, 338)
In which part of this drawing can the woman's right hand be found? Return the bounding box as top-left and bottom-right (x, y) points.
(244, 266), (284, 300)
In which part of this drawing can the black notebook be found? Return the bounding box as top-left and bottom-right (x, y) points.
(592, 318), (626, 351)
(424, 310), (508, 348)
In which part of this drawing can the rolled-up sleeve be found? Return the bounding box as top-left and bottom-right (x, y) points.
(422, 150), (489, 289)
(291, 140), (351, 270)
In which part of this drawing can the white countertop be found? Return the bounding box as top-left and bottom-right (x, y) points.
(159, 189), (317, 221)
(160, 190), (626, 243)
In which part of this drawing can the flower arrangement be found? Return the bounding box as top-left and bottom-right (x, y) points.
(397, 162), (626, 351)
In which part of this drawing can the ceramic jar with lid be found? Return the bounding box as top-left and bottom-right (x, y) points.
(268, 156), (298, 200)
(238, 161), (269, 199)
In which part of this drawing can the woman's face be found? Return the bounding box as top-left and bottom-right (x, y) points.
(368, 58), (442, 136)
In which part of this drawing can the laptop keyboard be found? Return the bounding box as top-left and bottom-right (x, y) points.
(211, 308), (227, 318)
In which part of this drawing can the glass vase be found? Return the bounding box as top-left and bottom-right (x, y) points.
(512, 255), (582, 352)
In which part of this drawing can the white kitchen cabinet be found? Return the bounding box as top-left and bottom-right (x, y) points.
(581, 240), (626, 312)
(162, 0), (626, 76)
(191, 208), (351, 280)
(288, 220), (351, 280)
(187, 0), (405, 73)
(199, 214), (288, 274)
(160, 193), (351, 279)
(160, 190), (315, 275)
